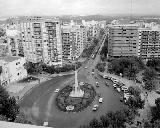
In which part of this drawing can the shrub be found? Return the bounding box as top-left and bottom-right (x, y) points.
(96, 62), (106, 72)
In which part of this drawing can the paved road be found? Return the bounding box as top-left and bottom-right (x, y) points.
(19, 38), (127, 128)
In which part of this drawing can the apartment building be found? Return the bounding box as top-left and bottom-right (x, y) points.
(0, 56), (27, 86)
(138, 27), (160, 61)
(62, 26), (75, 61)
(19, 16), (62, 66)
(108, 24), (139, 59)
(6, 28), (24, 56)
(62, 23), (87, 61)
(82, 20), (100, 38)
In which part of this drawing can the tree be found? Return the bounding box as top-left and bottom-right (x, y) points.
(126, 96), (145, 109)
(96, 62), (106, 72)
(108, 57), (141, 78)
(143, 68), (157, 91)
(100, 115), (109, 127)
(3, 97), (20, 121)
(0, 115), (8, 121)
(147, 58), (160, 72)
(0, 85), (20, 121)
(128, 86), (141, 97)
(89, 118), (101, 128)
(14, 111), (32, 124)
(24, 62), (43, 75)
(80, 108), (137, 128)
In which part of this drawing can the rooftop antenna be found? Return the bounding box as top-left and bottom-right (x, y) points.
(130, 0), (133, 23)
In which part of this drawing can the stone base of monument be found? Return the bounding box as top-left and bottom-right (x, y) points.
(69, 89), (84, 97)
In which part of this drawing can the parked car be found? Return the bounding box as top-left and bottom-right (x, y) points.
(96, 82), (99, 87)
(117, 87), (121, 92)
(124, 93), (131, 100)
(113, 79), (119, 83)
(155, 90), (160, 94)
(85, 67), (87, 69)
(121, 86), (128, 91)
(113, 83), (117, 88)
(99, 98), (103, 103)
(54, 89), (60, 93)
(103, 75), (107, 78)
(92, 104), (99, 111)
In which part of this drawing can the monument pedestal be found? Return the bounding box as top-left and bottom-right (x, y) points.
(69, 70), (84, 97)
(70, 86), (84, 97)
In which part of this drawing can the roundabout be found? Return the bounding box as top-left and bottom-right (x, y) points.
(19, 58), (126, 128)
(56, 83), (96, 112)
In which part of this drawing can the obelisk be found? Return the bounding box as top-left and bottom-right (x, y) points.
(69, 70), (84, 97)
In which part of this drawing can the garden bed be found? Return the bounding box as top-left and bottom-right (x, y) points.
(56, 83), (96, 112)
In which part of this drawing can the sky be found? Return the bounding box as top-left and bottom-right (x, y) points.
(0, 0), (160, 17)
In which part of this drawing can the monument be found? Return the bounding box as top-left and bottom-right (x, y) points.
(69, 70), (84, 97)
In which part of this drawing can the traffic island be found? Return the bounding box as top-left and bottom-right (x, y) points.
(55, 83), (96, 112)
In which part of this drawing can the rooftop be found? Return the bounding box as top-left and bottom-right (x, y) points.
(0, 55), (21, 62)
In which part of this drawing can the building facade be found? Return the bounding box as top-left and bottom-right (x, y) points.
(62, 23), (87, 61)
(0, 56), (27, 86)
(138, 28), (160, 61)
(6, 29), (24, 56)
(19, 16), (62, 66)
(108, 24), (139, 59)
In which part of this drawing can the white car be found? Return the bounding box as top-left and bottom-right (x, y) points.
(124, 93), (131, 100)
(121, 86), (128, 91)
(113, 83), (117, 88)
(54, 89), (60, 93)
(117, 88), (121, 92)
(103, 75), (107, 78)
(85, 67), (87, 69)
(99, 98), (103, 103)
(92, 104), (99, 111)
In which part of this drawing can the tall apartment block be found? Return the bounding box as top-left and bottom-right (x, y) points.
(19, 16), (62, 66)
(62, 26), (75, 61)
(6, 27), (24, 57)
(138, 28), (160, 61)
(108, 24), (139, 59)
(62, 24), (87, 61)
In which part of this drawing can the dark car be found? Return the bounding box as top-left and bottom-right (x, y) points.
(155, 90), (160, 94)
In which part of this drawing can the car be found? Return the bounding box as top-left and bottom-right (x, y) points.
(99, 98), (103, 103)
(155, 90), (160, 94)
(96, 82), (99, 87)
(121, 86), (128, 91)
(113, 79), (119, 83)
(113, 83), (117, 88)
(117, 87), (121, 92)
(124, 90), (129, 93)
(84, 67), (87, 69)
(54, 89), (60, 93)
(124, 93), (131, 100)
(92, 104), (99, 111)
(103, 75), (107, 78)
